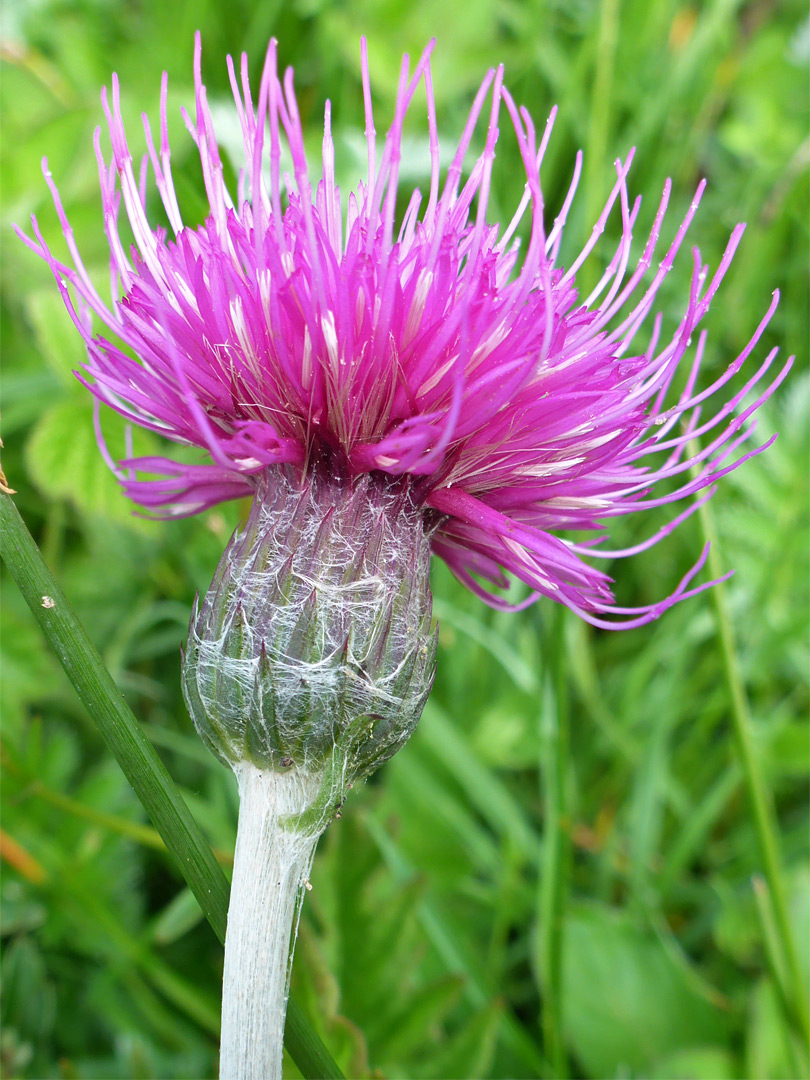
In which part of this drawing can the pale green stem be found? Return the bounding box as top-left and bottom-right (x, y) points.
(220, 763), (320, 1080)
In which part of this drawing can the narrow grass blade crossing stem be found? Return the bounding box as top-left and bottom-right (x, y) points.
(696, 492), (810, 1053)
(0, 491), (344, 1080)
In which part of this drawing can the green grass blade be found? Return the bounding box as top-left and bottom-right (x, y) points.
(697, 493), (810, 1053)
(0, 491), (344, 1080)
(534, 606), (571, 1079)
(420, 701), (541, 861)
(580, 0), (620, 297)
(364, 810), (551, 1078)
(751, 876), (808, 1079)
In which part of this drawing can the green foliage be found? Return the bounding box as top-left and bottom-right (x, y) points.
(1, 0), (807, 1077)
(560, 902), (729, 1076)
(25, 399), (157, 525)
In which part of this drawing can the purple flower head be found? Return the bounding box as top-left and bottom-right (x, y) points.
(18, 35), (791, 629)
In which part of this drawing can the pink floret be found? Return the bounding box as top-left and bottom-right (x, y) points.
(16, 34), (792, 628)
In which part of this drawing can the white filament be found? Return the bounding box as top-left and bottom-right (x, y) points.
(185, 468), (434, 776)
(219, 762), (321, 1080)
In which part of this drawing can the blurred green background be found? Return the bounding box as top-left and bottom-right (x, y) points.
(1, 0), (808, 1077)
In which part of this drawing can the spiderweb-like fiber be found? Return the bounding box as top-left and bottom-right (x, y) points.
(183, 461), (437, 833)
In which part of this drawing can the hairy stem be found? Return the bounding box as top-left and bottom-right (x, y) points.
(220, 763), (320, 1080)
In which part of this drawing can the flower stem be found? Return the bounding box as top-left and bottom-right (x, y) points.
(220, 763), (320, 1080)
(697, 496), (810, 1051)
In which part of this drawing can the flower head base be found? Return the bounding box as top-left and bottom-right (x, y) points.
(18, 34), (791, 628)
(182, 462), (436, 815)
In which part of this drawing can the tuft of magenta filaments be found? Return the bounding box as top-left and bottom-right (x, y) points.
(15, 34), (792, 629)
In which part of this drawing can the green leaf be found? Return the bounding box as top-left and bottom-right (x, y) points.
(0, 596), (65, 731)
(288, 920), (372, 1080)
(150, 888), (206, 946)
(650, 1046), (741, 1080)
(562, 902), (728, 1077)
(747, 978), (804, 1080)
(25, 398), (157, 526)
(0, 935), (57, 1046)
(24, 289), (87, 387)
(420, 701), (541, 862)
(414, 999), (503, 1080)
(432, 596), (539, 695)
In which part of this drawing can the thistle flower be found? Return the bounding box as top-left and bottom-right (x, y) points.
(17, 35), (790, 632)
(17, 33), (791, 1080)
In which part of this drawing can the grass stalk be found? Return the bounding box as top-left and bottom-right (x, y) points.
(752, 876), (808, 1079)
(364, 809), (551, 1078)
(535, 604), (571, 1078)
(696, 494), (809, 1052)
(581, 0), (620, 297)
(1, 747), (235, 862)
